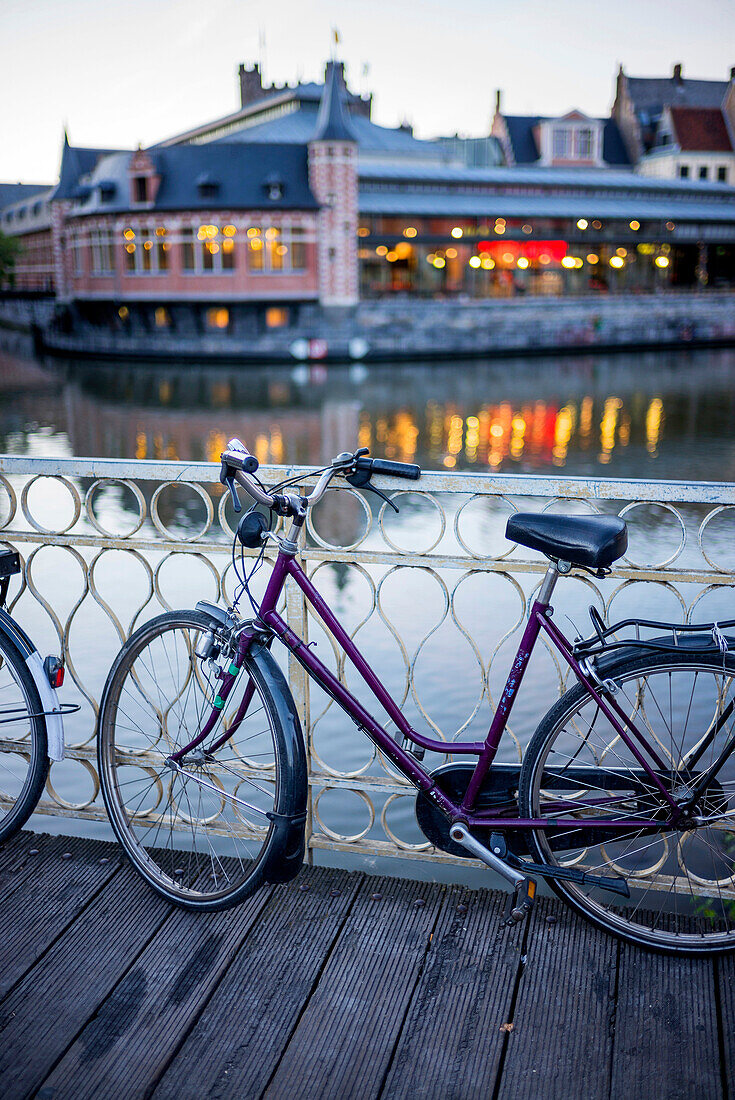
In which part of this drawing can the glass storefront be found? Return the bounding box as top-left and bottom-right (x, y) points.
(357, 215), (734, 298)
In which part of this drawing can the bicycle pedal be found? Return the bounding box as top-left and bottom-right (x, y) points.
(504, 878), (536, 926)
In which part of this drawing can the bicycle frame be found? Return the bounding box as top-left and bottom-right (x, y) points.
(176, 546), (684, 835)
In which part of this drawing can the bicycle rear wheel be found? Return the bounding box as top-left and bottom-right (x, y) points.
(519, 650), (735, 954)
(98, 609), (305, 911)
(0, 626), (48, 842)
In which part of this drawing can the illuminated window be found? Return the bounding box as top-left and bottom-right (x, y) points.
(265, 307), (289, 328)
(206, 307), (229, 329)
(155, 306), (170, 327)
(248, 225), (308, 274)
(247, 235), (264, 271)
(123, 225), (167, 275)
(156, 227), (169, 271)
(182, 226), (235, 274)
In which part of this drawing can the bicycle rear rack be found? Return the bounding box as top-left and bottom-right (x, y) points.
(573, 605), (735, 661)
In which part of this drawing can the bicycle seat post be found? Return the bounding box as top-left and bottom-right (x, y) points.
(537, 559), (571, 608)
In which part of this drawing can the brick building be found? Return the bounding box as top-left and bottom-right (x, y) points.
(613, 63), (735, 183)
(2, 59), (735, 329)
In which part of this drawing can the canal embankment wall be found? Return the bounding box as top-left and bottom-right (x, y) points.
(1, 290), (733, 363)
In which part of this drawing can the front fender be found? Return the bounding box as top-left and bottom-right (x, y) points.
(0, 607), (63, 761)
(242, 641), (309, 884)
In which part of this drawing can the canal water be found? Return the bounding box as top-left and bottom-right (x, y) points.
(3, 346), (735, 480)
(2, 344), (735, 878)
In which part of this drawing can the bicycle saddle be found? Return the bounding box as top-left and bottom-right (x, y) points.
(506, 513), (628, 569)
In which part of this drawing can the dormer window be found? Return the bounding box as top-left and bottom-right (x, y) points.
(542, 115), (601, 166)
(263, 173), (284, 201)
(133, 177), (148, 203)
(196, 173), (220, 200)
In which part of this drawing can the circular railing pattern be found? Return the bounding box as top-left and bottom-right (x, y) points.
(1, 461), (734, 879)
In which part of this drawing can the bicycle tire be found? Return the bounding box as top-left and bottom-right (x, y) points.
(0, 625), (49, 842)
(519, 649), (735, 954)
(98, 609), (307, 911)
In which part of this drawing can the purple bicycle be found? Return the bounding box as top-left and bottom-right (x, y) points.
(98, 440), (735, 954)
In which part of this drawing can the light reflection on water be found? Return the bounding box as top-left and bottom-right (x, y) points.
(3, 346), (735, 481)
(3, 345), (735, 875)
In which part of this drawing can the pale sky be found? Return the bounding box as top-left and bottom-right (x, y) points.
(1, 0), (733, 182)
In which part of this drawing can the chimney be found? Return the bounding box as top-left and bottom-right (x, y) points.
(495, 89), (502, 115)
(673, 63), (683, 83)
(730, 66), (735, 81)
(239, 62), (263, 108)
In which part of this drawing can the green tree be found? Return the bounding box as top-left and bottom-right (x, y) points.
(0, 231), (20, 285)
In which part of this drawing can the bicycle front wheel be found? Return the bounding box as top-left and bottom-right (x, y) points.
(519, 650), (735, 954)
(98, 609), (304, 911)
(0, 626), (48, 842)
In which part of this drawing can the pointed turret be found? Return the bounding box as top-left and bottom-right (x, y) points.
(312, 61), (357, 143)
(308, 60), (359, 308)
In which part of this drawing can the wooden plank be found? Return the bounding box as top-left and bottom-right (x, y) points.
(37, 879), (275, 1100)
(151, 867), (363, 1100)
(263, 875), (444, 1100)
(611, 936), (722, 1100)
(0, 829), (78, 902)
(497, 895), (617, 1100)
(0, 867), (171, 1100)
(0, 833), (121, 1000)
(381, 885), (525, 1100)
(715, 954), (735, 1093)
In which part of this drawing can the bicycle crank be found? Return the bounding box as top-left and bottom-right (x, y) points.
(449, 823), (537, 925)
(449, 822), (630, 912)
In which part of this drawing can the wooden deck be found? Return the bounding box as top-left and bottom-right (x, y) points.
(0, 831), (732, 1100)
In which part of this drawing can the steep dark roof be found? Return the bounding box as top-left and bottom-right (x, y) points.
(69, 143), (318, 214)
(53, 139), (127, 201)
(0, 182), (50, 210)
(312, 62), (357, 142)
(504, 116), (543, 164)
(626, 75), (728, 115)
(502, 116), (630, 167)
(670, 107), (733, 152)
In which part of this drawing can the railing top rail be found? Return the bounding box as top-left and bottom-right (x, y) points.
(1, 453), (735, 505)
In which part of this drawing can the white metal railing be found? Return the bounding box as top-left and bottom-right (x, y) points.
(2, 454), (735, 869)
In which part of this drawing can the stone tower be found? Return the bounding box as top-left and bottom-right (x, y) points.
(308, 61), (359, 308)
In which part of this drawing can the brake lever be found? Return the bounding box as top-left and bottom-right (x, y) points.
(365, 483), (399, 514)
(224, 475), (242, 513)
(344, 455), (399, 514)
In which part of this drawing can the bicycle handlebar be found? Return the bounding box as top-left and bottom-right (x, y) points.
(220, 438), (422, 516)
(355, 457), (421, 481)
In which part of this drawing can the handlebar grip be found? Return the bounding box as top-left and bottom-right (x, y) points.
(366, 458), (421, 481)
